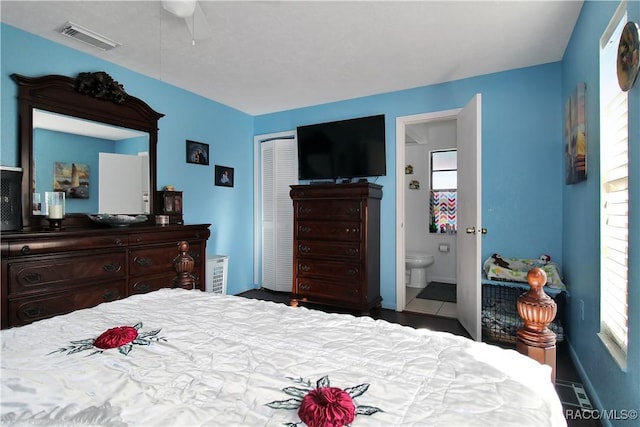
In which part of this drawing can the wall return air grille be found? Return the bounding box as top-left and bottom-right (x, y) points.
(59, 22), (121, 51)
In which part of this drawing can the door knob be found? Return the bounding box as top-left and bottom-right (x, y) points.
(465, 227), (476, 234)
(481, 228), (488, 234)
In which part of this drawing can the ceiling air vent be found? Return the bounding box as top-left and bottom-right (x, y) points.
(59, 22), (121, 51)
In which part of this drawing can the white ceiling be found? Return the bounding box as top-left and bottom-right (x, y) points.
(34, 109), (146, 140)
(1, 1), (583, 116)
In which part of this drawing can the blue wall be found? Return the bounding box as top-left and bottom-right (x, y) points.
(256, 63), (564, 309)
(1, 24), (255, 294)
(561, 1), (640, 423)
(33, 128), (114, 213)
(116, 135), (148, 155)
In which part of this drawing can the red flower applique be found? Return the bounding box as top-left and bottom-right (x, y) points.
(267, 375), (382, 427)
(50, 322), (165, 356)
(94, 326), (139, 349)
(298, 387), (355, 427)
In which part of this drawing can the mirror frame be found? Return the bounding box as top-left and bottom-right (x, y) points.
(11, 72), (164, 230)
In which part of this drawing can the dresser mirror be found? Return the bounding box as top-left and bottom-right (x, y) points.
(12, 72), (164, 230)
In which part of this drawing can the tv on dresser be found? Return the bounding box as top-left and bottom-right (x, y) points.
(296, 114), (386, 182)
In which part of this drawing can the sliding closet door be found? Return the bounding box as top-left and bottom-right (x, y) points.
(261, 139), (298, 291)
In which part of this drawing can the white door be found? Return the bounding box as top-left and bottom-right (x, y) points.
(456, 94), (482, 340)
(99, 152), (147, 213)
(261, 139), (298, 291)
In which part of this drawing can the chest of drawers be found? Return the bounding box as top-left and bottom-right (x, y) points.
(290, 183), (382, 312)
(1, 224), (210, 328)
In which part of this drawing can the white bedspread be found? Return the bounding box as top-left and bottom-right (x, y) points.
(1, 289), (566, 426)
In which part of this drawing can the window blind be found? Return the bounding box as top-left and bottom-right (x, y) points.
(601, 88), (629, 354)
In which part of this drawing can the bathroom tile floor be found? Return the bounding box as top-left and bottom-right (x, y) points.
(405, 286), (457, 318)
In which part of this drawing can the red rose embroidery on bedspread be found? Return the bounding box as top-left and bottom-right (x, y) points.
(49, 322), (165, 356)
(267, 375), (382, 427)
(94, 326), (138, 349)
(298, 387), (355, 427)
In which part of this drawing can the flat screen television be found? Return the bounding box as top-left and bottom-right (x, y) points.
(296, 114), (386, 181)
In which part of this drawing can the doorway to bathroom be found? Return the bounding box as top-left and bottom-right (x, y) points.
(395, 95), (483, 340)
(404, 124), (458, 318)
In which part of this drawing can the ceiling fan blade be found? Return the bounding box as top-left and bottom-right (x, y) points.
(184, 2), (210, 41)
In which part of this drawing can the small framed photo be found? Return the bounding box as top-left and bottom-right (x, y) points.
(215, 165), (234, 187)
(186, 140), (209, 165)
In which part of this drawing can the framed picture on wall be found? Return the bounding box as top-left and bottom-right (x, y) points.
(186, 140), (209, 165)
(565, 82), (587, 185)
(54, 161), (89, 199)
(215, 165), (234, 187)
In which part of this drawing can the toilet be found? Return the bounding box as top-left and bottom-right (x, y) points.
(406, 252), (435, 288)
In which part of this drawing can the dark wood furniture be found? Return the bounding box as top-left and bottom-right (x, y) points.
(517, 267), (559, 383)
(1, 224), (210, 329)
(157, 190), (184, 224)
(11, 72), (164, 230)
(290, 183), (382, 312)
(3, 72), (213, 330)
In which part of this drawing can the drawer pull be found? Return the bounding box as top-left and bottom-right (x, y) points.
(22, 273), (42, 284)
(299, 226), (311, 233)
(21, 306), (42, 318)
(346, 268), (359, 276)
(20, 245), (31, 254)
(135, 257), (152, 267)
(346, 207), (360, 215)
(299, 264), (311, 272)
(136, 283), (151, 293)
(345, 228), (359, 233)
(136, 237), (143, 243)
(345, 248), (358, 256)
(299, 207), (312, 214)
(114, 238), (123, 246)
(299, 283), (311, 291)
(102, 290), (118, 301)
(103, 263), (122, 273)
(299, 245), (311, 253)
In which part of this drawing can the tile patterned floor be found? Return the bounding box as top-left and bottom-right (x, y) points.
(405, 286), (457, 318)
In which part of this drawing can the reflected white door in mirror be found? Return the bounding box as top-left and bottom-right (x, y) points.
(99, 153), (150, 214)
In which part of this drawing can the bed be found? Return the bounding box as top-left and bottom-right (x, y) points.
(0, 287), (566, 426)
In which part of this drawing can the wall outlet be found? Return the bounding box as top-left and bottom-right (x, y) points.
(580, 299), (585, 321)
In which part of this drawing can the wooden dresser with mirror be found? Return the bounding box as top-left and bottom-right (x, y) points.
(1, 72), (210, 329)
